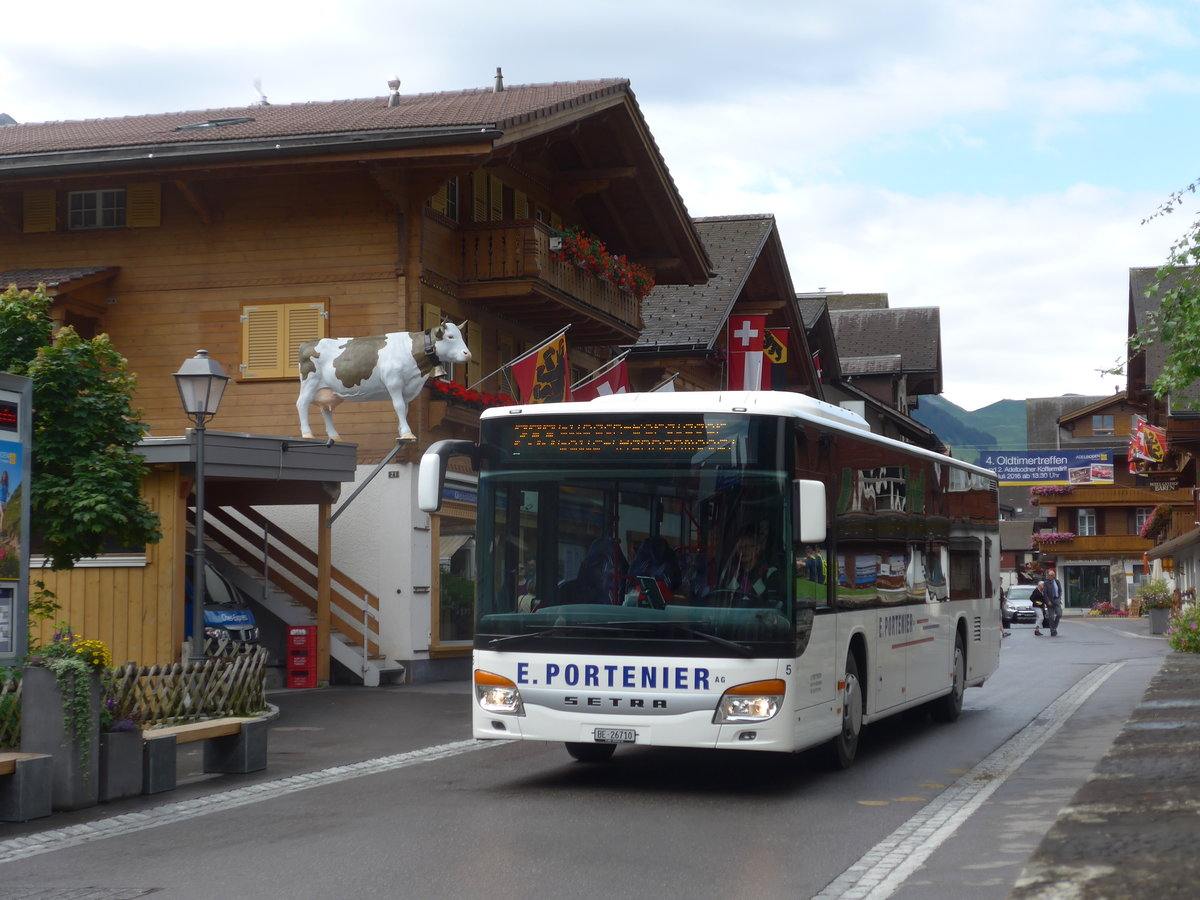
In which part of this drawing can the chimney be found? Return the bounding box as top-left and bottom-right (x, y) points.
(494, 67), (504, 92)
(387, 76), (401, 108)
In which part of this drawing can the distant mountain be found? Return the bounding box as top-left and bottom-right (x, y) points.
(912, 395), (1027, 464)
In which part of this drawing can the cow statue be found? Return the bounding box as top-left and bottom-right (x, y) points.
(296, 322), (472, 442)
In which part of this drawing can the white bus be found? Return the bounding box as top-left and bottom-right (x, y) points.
(419, 391), (1001, 766)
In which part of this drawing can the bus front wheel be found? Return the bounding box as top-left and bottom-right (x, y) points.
(829, 652), (863, 769)
(566, 742), (617, 763)
(933, 633), (966, 723)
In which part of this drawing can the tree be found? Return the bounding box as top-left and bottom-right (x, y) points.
(1129, 178), (1200, 402)
(0, 284), (161, 569)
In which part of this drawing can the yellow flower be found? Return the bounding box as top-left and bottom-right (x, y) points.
(72, 638), (113, 669)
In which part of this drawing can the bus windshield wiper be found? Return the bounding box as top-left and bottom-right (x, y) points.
(487, 623), (630, 646)
(654, 622), (755, 657)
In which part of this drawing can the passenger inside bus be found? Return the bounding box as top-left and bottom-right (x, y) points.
(717, 525), (783, 607)
(572, 537), (629, 605)
(624, 535), (683, 607)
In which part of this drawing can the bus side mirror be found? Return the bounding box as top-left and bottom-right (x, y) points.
(418, 439), (478, 512)
(793, 479), (827, 544)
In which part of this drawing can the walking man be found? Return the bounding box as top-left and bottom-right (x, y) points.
(1044, 569), (1064, 637)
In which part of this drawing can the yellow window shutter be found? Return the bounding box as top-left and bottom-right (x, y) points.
(513, 189), (528, 220)
(431, 182), (447, 215)
(286, 303), (326, 369)
(550, 212), (562, 230)
(23, 189), (56, 233)
(242, 301), (327, 378)
(423, 302), (442, 330)
(488, 175), (503, 221)
(242, 305), (284, 378)
(472, 173), (488, 223)
(126, 183), (161, 227)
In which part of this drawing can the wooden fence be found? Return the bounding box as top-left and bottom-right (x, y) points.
(0, 644), (269, 748)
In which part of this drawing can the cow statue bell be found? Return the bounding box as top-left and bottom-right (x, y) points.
(296, 322), (472, 441)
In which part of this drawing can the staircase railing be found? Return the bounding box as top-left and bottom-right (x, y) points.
(189, 506), (382, 660)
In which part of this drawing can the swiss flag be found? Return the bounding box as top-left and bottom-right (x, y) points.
(727, 315), (767, 390)
(573, 360), (631, 401)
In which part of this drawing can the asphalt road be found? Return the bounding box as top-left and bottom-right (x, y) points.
(0, 613), (1168, 900)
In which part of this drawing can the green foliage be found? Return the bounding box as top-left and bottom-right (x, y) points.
(0, 286), (162, 569)
(1128, 177), (1200, 403)
(29, 624), (114, 773)
(0, 284), (54, 375)
(1167, 605), (1200, 654)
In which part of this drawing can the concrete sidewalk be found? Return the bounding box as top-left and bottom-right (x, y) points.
(1011, 613), (1198, 899)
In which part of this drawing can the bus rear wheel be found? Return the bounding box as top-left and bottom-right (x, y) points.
(566, 742), (617, 763)
(829, 652), (863, 769)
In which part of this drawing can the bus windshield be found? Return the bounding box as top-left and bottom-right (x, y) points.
(475, 413), (798, 657)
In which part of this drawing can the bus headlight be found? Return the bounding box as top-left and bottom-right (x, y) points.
(475, 670), (525, 716)
(713, 679), (786, 724)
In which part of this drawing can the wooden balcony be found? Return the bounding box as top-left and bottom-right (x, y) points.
(457, 221), (642, 345)
(1041, 485), (1193, 507)
(1032, 534), (1153, 558)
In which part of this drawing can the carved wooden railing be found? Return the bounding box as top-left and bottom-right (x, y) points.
(191, 506), (382, 660)
(457, 221), (641, 329)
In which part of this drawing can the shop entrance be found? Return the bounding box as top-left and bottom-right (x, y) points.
(1064, 564), (1109, 609)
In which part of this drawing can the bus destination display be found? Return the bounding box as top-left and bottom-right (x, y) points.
(495, 417), (750, 463)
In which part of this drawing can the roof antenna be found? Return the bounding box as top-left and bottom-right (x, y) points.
(387, 75), (401, 107)
(252, 76), (269, 107)
(494, 67), (504, 92)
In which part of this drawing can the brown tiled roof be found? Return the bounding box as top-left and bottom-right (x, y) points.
(0, 80), (629, 155)
(1, 266), (117, 291)
(637, 214), (775, 348)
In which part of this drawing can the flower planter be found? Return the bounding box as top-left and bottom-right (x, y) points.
(19, 664), (100, 811)
(1149, 606), (1170, 635)
(98, 729), (144, 802)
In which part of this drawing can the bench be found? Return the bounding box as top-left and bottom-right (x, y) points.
(0, 751), (53, 822)
(142, 716), (269, 794)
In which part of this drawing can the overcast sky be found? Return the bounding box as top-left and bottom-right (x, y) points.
(5, 0), (1199, 411)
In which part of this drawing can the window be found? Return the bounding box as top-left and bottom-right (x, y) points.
(240, 300), (327, 379)
(1078, 508), (1097, 537)
(1092, 415), (1115, 435)
(1135, 507), (1152, 534)
(68, 189), (126, 229)
(430, 177), (459, 221)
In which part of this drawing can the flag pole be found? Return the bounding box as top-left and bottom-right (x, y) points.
(648, 372), (678, 392)
(570, 350), (629, 392)
(468, 324), (571, 390)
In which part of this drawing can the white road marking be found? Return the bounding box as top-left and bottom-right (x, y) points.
(0, 738), (505, 865)
(812, 661), (1125, 900)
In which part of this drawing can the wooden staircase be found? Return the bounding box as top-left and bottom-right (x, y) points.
(189, 506), (405, 686)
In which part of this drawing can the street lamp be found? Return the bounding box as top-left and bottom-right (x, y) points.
(173, 350), (230, 662)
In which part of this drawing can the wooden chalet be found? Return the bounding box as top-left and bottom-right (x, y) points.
(631, 214), (820, 393)
(0, 75), (710, 681)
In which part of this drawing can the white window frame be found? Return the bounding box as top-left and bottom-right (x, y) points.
(68, 189), (126, 229)
(1078, 507), (1097, 537)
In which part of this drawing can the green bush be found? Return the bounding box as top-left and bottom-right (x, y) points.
(1167, 606), (1200, 653)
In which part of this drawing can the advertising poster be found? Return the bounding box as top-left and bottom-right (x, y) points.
(0, 440), (20, 580)
(979, 449), (1118, 485)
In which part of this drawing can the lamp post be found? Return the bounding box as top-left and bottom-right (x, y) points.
(173, 350), (230, 662)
